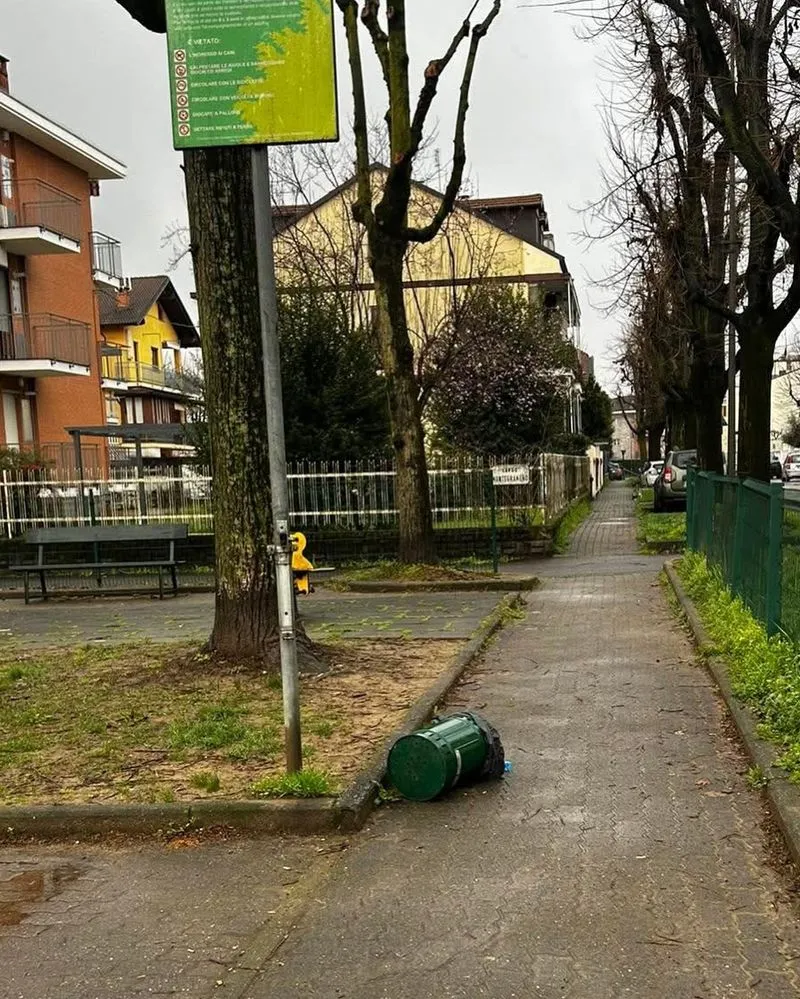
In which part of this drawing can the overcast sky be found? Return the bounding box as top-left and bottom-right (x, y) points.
(4, 0), (620, 388)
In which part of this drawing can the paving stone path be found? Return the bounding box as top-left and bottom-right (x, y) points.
(3, 483), (800, 999)
(246, 484), (800, 999)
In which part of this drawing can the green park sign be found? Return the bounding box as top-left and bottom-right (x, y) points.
(165, 0), (338, 149)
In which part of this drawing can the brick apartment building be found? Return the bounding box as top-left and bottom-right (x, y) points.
(0, 54), (126, 468)
(0, 55), (199, 473)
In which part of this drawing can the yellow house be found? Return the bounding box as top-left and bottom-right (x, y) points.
(97, 276), (199, 458)
(274, 169), (583, 431)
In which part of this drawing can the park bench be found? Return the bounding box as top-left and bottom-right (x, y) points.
(11, 525), (189, 603)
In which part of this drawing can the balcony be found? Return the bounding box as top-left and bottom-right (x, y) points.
(100, 351), (199, 397)
(0, 314), (91, 376)
(91, 231), (125, 289)
(0, 180), (81, 255)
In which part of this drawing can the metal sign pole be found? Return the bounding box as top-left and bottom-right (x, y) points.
(251, 144), (303, 774)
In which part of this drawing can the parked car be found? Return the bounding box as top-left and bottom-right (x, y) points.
(607, 461), (624, 481)
(771, 453), (785, 481)
(640, 460), (664, 488)
(784, 451), (800, 482)
(653, 449), (697, 511)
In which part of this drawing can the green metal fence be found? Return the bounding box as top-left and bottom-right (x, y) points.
(687, 468), (784, 636)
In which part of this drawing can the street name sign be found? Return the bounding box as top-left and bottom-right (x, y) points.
(491, 465), (531, 486)
(165, 0), (338, 148)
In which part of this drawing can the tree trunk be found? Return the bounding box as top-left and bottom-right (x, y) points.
(695, 394), (724, 474)
(184, 147), (291, 661)
(648, 423), (665, 460)
(369, 234), (437, 563)
(691, 357), (725, 473)
(683, 404), (698, 449)
(737, 330), (774, 482)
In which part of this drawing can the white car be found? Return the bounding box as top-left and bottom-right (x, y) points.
(784, 451), (800, 482)
(640, 460), (664, 487)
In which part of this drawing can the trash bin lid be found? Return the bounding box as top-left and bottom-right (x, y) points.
(387, 732), (453, 802)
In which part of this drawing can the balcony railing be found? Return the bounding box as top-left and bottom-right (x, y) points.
(0, 314), (92, 368)
(0, 180), (82, 242)
(91, 232), (123, 280)
(101, 353), (196, 395)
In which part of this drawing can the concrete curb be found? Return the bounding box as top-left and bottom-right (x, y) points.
(0, 798), (338, 844)
(664, 560), (800, 868)
(335, 592), (523, 831)
(332, 577), (539, 594)
(0, 593), (523, 843)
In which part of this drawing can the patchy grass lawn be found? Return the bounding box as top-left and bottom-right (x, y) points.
(0, 639), (459, 805)
(636, 486), (686, 551)
(325, 558), (495, 588)
(677, 552), (800, 782)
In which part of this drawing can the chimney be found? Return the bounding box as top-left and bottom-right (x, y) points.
(0, 56), (9, 94)
(116, 287), (131, 310)
(542, 232), (555, 252)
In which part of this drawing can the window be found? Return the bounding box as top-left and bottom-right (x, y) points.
(2, 393), (18, 448)
(151, 346), (159, 368)
(0, 156), (13, 200)
(10, 275), (23, 315)
(153, 397), (171, 424)
(19, 396), (34, 444)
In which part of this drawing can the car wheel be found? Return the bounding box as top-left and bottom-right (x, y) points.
(653, 491), (662, 513)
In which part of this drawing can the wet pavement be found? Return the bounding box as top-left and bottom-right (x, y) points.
(0, 590), (502, 648)
(0, 839), (340, 999)
(243, 484), (800, 998)
(3, 483), (800, 998)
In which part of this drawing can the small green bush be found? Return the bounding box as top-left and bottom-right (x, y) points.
(190, 770), (221, 792)
(678, 552), (800, 781)
(250, 768), (336, 798)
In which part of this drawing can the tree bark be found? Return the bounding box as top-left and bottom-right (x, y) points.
(183, 147), (283, 662)
(737, 329), (773, 482)
(695, 392), (724, 474)
(647, 423), (665, 460)
(690, 345), (725, 473)
(370, 234), (437, 563)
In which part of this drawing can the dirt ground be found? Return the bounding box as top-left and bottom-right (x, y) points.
(0, 639), (460, 805)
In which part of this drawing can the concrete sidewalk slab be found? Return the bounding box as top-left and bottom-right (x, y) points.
(0, 838), (340, 999)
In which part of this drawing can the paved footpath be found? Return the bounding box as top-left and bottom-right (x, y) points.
(247, 483), (800, 998)
(4, 483), (800, 998)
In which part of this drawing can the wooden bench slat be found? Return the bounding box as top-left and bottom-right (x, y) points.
(11, 561), (180, 572)
(24, 525), (188, 544)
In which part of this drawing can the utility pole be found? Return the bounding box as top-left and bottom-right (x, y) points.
(251, 145), (303, 774)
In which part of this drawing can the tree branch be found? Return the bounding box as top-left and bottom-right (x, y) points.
(408, 1), (480, 158)
(361, 1), (390, 88)
(336, 1), (375, 230)
(668, 0), (800, 242)
(405, 0), (501, 244)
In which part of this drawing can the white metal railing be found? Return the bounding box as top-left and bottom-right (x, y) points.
(0, 453), (590, 538)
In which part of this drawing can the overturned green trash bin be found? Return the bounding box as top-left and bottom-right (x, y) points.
(386, 711), (505, 802)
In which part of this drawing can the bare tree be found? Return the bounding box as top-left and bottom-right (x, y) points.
(587, 3), (733, 470)
(334, 0), (501, 561)
(641, 0), (800, 481)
